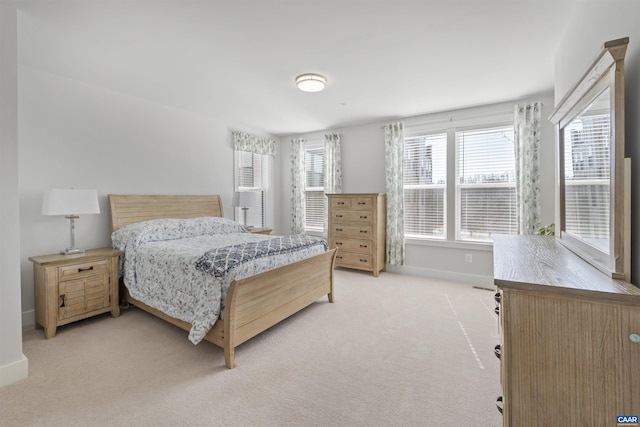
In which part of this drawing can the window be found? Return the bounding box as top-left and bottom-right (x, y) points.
(456, 125), (516, 241)
(304, 140), (325, 231)
(404, 133), (447, 239)
(234, 150), (269, 227)
(403, 120), (516, 243)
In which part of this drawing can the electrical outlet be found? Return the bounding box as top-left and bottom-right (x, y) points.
(465, 253), (473, 263)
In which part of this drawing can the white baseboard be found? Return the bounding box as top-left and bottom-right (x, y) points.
(0, 354), (28, 388)
(386, 264), (494, 287)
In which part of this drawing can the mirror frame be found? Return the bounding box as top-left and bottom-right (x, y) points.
(549, 37), (630, 281)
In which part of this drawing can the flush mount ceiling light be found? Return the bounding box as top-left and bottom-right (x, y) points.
(295, 73), (326, 92)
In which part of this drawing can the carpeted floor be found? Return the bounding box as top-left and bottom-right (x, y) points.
(0, 269), (502, 427)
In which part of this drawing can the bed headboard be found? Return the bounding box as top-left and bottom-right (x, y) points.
(108, 194), (224, 232)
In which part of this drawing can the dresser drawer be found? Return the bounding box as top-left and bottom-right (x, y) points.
(331, 211), (373, 224)
(58, 260), (107, 281)
(330, 238), (372, 254)
(350, 197), (374, 210)
(335, 252), (373, 269)
(329, 197), (352, 210)
(330, 224), (373, 238)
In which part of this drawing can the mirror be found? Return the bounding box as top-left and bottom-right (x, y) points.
(550, 37), (630, 281)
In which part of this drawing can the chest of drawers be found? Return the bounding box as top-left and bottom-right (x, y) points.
(327, 193), (386, 276)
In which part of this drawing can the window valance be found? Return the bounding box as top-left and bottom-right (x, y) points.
(232, 131), (276, 157)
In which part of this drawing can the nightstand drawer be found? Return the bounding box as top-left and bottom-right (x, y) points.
(58, 260), (107, 281)
(330, 238), (372, 254)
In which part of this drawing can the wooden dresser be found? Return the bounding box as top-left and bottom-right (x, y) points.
(327, 193), (386, 277)
(493, 235), (640, 426)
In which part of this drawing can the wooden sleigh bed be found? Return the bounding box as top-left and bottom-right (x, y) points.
(109, 194), (337, 369)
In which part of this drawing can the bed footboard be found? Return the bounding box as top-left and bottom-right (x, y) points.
(221, 248), (337, 368)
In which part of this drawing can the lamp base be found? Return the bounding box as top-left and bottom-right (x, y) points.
(61, 248), (85, 255)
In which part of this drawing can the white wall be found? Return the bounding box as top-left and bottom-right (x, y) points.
(17, 65), (277, 323)
(278, 93), (557, 285)
(554, 1), (640, 284)
(0, 3), (28, 387)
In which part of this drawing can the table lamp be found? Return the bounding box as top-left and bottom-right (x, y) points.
(232, 191), (259, 228)
(41, 188), (100, 255)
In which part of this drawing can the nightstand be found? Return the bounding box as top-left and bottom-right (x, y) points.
(249, 228), (273, 235)
(29, 248), (122, 338)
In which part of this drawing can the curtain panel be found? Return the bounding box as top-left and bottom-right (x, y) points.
(324, 133), (343, 194)
(323, 133), (343, 236)
(384, 122), (405, 266)
(514, 102), (542, 235)
(290, 138), (306, 234)
(232, 131), (277, 156)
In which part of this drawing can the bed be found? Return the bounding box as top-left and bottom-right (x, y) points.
(108, 194), (337, 369)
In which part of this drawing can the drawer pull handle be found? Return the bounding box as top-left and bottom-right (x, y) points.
(494, 344), (501, 359)
(494, 292), (501, 304)
(360, 216), (368, 219)
(336, 256), (343, 259)
(359, 259), (368, 263)
(336, 242), (343, 246)
(59, 294), (66, 308)
(336, 228), (343, 232)
(359, 230), (368, 234)
(336, 214), (343, 218)
(494, 306), (500, 316)
(496, 396), (503, 415)
(78, 266), (94, 273)
(360, 244), (368, 248)
(357, 202), (365, 205)
(337, 202), (345, 205)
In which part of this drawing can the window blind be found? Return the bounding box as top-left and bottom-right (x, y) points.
(403, 133), (447, 238)
(456, 125), (516, 242)
(563, 112), (610, 245)
(234, 150), (268, 227)
(304, 142), (325, 231)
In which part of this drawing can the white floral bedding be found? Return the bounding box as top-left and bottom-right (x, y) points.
(112, 217), (328, 344)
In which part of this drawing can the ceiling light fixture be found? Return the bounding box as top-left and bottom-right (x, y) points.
(295, 73), (326, 92)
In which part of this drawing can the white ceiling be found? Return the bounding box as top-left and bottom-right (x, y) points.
(16, 0), (579, 136)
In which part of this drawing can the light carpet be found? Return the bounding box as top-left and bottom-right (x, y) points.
(0, 269), (502, 427)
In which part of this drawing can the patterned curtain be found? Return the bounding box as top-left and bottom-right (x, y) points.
(323, 133), (343, 236)
(232, 131), (277, 156)
(384, 122), (405, 266)
(514, 103), (542, 235)
(290, 138), (306, 234)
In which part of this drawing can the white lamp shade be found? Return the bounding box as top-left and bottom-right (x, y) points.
(41, 188), (100, 216)
(232, 191), (260, 208)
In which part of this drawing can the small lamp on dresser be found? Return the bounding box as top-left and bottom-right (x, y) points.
(41, 188), (100, 255)
(232, 191), (259, 228)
